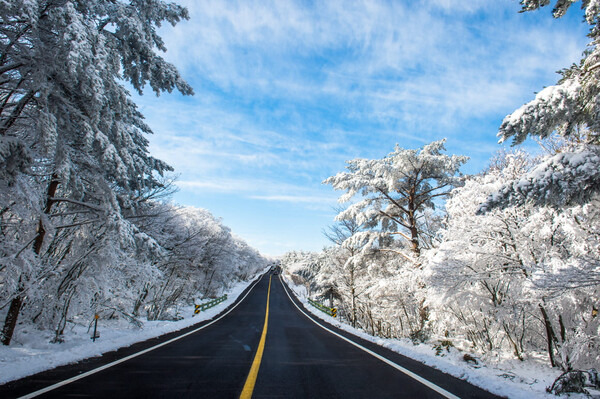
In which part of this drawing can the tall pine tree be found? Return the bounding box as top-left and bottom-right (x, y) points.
(0, 0), (192, 345)
(324, 139), (467, 261)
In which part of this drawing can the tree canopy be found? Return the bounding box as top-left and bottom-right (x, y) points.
(324, 139), (468, 259)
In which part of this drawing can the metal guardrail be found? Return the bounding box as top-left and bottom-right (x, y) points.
(308, 298), (337, 318)
(194, 294), (228, 315)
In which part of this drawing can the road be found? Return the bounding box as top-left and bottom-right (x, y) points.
(0, 272), (502, 398)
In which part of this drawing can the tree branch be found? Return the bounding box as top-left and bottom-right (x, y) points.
(376, 248), (417, 264)
(0, 88), (36, 135)
(376, 187), (410, 215)
(55, 218), (103, 230)
(378, 210), (410, 230)
(48, 197), (105, 212)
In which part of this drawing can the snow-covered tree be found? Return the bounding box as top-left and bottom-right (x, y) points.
(479, 145), (600, 210)
(501, 1), (600, 145)
(431, 152), (538, 359)
(281, 250), (330, 298)
(0, 0), (193, 345)
(324, 139), (468, 260)
(323, 211), (368, 327)
(134, 204), (266, 322)
(431, 150), (600, 370)
(475, 2), (600, 369)
(492, 1), (600, 207)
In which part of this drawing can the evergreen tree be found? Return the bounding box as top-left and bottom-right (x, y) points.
(324, 139), (467, 260)
(492, 0), (600, 208)
(0, 0), (192, 345)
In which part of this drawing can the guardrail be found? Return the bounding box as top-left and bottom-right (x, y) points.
(308, 298), (337, 318)
(194, 294), (228, 315)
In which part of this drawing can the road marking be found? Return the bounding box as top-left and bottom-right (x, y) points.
(278, 276), (461, 399)
(17, 274), (266, 399)
(240, 275), (272, 399)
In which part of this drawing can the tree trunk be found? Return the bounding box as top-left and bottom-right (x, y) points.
(1, 174), (59, 345)
(409, 223), (420, 256)
(32, 174), (59, 254)
(351, 286), (357, 328)
(203, 269), (216, 297)
(52, 288), (75, 343)
(350, 266), (357, 328)
(133, 283), (150, 317)
(407, 190), (420, 257)
(366, 307), (375, 336)
(539, 304), (560, 369)
(0, 295), (23, 345)
(503, 322), (524, 361)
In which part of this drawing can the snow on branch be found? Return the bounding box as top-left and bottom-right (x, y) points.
(479, 147), (600, 212)
(498, 80), (582, 145)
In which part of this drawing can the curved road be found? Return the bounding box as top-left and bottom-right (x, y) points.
(0, 272), (502, 398)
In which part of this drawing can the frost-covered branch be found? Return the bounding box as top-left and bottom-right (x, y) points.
(479, 147), (600, 211)
(48, 198), (105, 213)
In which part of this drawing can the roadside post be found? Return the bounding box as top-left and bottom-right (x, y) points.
(329, 291), (333, 308)
(91, 314), (100, 342)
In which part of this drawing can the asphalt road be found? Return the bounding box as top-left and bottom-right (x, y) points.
(0, 272), (503, 398)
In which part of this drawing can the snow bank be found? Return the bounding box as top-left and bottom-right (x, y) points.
(0, 278), (258, 384)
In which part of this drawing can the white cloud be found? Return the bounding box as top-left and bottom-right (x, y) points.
(178, 177), (336, 202)
(138, 0), (591, 254)
(249, 194), (336, 204)
(162, 0), (586, 122)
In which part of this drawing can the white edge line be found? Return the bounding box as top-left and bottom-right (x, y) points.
(278, 275), (461, 399)
(18, 274), (266, 399)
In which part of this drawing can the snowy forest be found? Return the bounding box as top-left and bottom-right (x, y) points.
(0, 1), (267, 346)
(2, 0), (600, 394)
(282, 0), (600, 380)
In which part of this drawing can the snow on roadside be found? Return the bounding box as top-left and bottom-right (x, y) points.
(0, 276), (260, 385)
(281, 274), (589, 399)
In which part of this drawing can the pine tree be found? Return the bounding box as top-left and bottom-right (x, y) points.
(491, 0), (600, 208)
(0, 0), (192, 345)
(324, 139), (468, 261)
(500, 1), (600, 145)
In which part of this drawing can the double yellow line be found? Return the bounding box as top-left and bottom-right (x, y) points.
(240, 275), (272, 399)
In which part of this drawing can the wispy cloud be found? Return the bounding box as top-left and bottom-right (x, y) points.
(249, 194), (336, 204)
(159, 0), (585, 128)
(135, 0), (589, 254)
(178, 177), (337, 206)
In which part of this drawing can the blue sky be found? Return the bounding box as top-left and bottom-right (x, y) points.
(133, 0), (589, 256)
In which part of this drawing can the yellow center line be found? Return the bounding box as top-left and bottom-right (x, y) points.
(240, 275), (272, 399)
